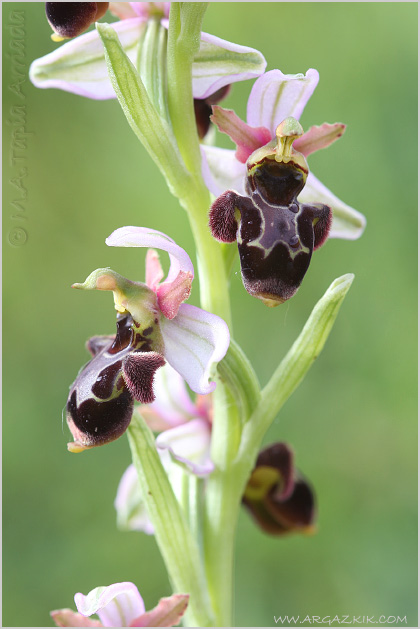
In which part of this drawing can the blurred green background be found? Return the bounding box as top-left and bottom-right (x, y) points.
(2, 2), (417, 627)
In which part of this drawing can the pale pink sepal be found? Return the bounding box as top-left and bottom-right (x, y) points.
(200, 145), (246, 197)
(114, 464), (155, 534)
(211, 106), (271, 164)
(29, 19), (146, 100)
(294, 123), (346, 158)
(130, 3), (170, 19)
(298, 172), (366, 240)
(160, 303), (230, 395)
(106, 226), (194, 318)
(130, 593), (189, 627)
(51, 609), (102, 627)
(145, 249), (164, 293)
(75, 583), (145, 627)
(157, 271), (193, 320)
(156, 418), (214, 477)
(247, 69), (319, 136)
(140, 363), (200, 431)
(109, 3), (139, 19)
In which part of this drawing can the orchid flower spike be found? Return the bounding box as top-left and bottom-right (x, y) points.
(51, 581), (189, 627)
(66, 227), (229, 453)
(242, 443), (316, 536)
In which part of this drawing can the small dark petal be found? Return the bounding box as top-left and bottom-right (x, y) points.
(194, 99), (213, 139)
(267, 477), (316, 532)
(194, 85), (231, 139)
(243, 442), (316, 536)
(209, 191), (241, 243)
(243, 496), (290, 535)
(206, 85), (231, 106)
(46, 2), (109, 39)
(122, 352), (166, 403)
(256, 443), (295, 501)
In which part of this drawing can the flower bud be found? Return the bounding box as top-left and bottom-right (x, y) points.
(242, 443), (316, 535)
(46, 2), (109, 40)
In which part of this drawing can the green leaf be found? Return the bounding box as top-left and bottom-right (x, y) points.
(238, 274), (355, 457)
(127, 414), (214, 627)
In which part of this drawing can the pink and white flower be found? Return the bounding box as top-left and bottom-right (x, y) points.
(51, 581), (188, 627)
(201, 69), (366, 240)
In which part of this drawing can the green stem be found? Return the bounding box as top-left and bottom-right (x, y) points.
(167, 3), (208, 175)
(127, 414), (214, 627)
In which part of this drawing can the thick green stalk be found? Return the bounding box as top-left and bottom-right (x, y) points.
(167, 3), (208, 175)
(127, 414), (214, 627)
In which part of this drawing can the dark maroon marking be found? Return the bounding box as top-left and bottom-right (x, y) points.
(142, 326), (153, 336)
(67, 387), (133, 446)
(109, 315), (134, 354)
(91, 360), (123, 399)
(247, 160), (306, 206)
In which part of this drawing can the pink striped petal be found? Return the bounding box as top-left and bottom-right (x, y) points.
(247, 69), (319, 136)
(114, 464), (154, 534)
(109, 3), (139, 19)
(145, 249), (164, 292)
(160, 303), (230, 395)
(156, 419), (213, 477)
(106, 227), (194, 318)
(140, 364), (199, 431)
(75, 583), (145, 627)
(130, 593), (189, 627)
(51, 609), (102, 627)
(211, 106), (272, 163)
(129, 3), (170, 19)
(293, 123), (346, 157)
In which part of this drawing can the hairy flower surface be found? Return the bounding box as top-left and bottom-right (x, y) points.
(66, 227), (229, 452)
(51, 581), (189, 627)
(116, 363), (213, 533)
(30, 4), (266, 101)
(202, 68), (366, 241)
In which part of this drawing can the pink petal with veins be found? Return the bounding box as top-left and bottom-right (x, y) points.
(211, 106), (271, 163)
(293, 122), (346, 157)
